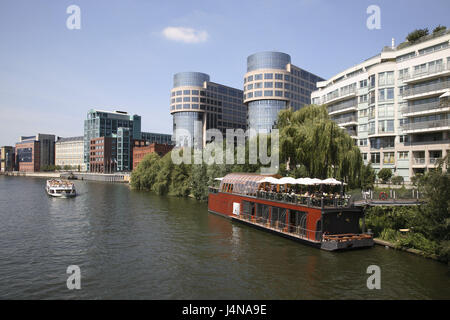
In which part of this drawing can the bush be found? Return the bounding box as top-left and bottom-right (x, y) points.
(391, 175), (404, 185)
(377, 168), (392, 183)
(433, 25), (446, 34)
(406, 28), (429, 42)
(397, 232), (438, 256)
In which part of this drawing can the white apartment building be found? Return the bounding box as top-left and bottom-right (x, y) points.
(55, 136), (86, 171)
(312, 30), (450, 182)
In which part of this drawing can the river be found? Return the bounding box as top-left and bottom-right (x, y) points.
(0, 175), (448, 299)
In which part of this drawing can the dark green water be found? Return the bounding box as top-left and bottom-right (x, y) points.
(0, 175), (448, 299)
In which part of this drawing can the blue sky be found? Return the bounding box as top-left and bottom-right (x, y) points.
(1, 0), (449, 146)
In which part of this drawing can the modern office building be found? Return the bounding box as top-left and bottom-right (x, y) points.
(83, 109), (141, 171)
(132, 141), (174, 170)
(141, 131), (173, 145)
(311, 30), (450, 181)
(89, 137), (117, 173)
(170, 72), (247, 148)
(15, 134), (55, 172)
(1, 146), (15, 172)
(243, 51), (324, 132)
(84, 109), (172, 172)
(55, 136), (85, 171)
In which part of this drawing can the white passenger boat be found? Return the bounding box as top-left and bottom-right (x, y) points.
(46, 179), (76, 198)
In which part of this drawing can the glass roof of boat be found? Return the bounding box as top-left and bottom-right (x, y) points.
(219, 173), (274, 195)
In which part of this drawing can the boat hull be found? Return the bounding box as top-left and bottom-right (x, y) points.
(208, 190), (373, 251)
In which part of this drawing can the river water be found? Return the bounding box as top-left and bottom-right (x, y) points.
(0, 176), (448, 299)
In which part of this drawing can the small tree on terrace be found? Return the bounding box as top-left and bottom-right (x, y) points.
(377, 168), (393, 184)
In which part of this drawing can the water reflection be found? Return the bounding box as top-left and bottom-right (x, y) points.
(0, 176), (449, 299)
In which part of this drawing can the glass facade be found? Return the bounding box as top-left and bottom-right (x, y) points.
(173, 72), (210, 87)
(83, 110), (141, 171)
(170, 72), (246, 147)
(248, 100), (286, 132)
(247, 52), (291, 72)
(244, 51), (323, 132)
(173, 112), (204, 148)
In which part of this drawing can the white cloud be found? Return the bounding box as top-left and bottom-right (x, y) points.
(161, 26), (209, 44)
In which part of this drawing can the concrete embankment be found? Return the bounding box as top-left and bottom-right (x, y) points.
(0, 171), (61, 178)
(374, 238), (440, 262)
(0, 171), (130, 183)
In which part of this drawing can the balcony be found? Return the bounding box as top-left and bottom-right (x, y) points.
(324, 87), (357, 105)
(401, 118), (450, 133)
(327, 98), (358, 116)
(402, 80), (450, 100)
(333, 115), (358, 126)
(402, 101), (450, 117)
(429, 157), (442, 165)
(404, 63), (450, 84)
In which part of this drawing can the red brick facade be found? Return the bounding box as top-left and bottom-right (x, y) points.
(89, 137), (117, 173)
(132, 141), (174, 170)
(15, 141), (40, 172)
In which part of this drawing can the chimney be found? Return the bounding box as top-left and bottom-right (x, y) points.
(391, 38), (395, 49)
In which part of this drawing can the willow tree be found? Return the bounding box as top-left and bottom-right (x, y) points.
(277, 105), (363, 187)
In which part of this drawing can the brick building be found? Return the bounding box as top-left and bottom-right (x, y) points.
(89, 137), (117, 173)
(132, 141), (174, 170)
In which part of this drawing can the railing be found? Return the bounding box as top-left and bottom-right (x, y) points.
(405, 63), (450, 81)
(209, 186), (219, 194)
(236, 213), (322, 242)
(401, 118), (449, 131)
(324, 88), (357, 104)
(327, 98), (358, 114)
(333, 115), (358, 124)
(402, 80), (450, 97)
(429, 157), (442, 164)
(403, 101), (448, 114)
(255, 190), (352, 209)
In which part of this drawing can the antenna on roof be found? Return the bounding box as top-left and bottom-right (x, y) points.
(392, 38), (395, 49)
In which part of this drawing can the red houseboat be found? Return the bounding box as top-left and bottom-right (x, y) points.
(208, 173), (374, 251)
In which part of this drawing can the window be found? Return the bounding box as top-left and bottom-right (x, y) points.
(359, 94), (368, 103)
(264, 90), (273, 96)
(247, 75), (253, 82)
(359, 138), (368, 146)
(398, 151), (409, 160)
(264, 73), (273, 79)
(275, 73), (283, 80)
(399, 135), (409, 143)
(183, 90), (190, 95)
(255, 74), (263, 80)
(255, 82), (262, 89)
(247, 84), (253, 90)
(398, 68), (409, 80)
(359, 79), (367, 88)
(378, 120), (394, 133)
(275, 82), (283, 88)
(264, 82), (273, 88)
(362, 153), (368, 161)
(383, 152), (395, 164)
(371, 153), (380, 164)
(378, 89), (385, 102)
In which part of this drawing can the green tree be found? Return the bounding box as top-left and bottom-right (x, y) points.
(361, 163), (376, 190)
(277, 105), (363, 188)
(377, 168), (393, 183)
(391, 175), (404, 185)
(130, 153), (161, 190)
(406, 28), (429, 42)
(191, 164), (209, 201)
(433, 25), (446, 34)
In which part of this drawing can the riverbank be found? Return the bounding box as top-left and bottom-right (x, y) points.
(0, 171), (130, 183)
(373, 238), (443, 262)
